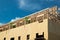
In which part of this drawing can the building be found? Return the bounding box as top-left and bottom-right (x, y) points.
(0, 6), (60, 40)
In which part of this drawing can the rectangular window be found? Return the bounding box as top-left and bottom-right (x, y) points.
(26, 20), (31, 24)
(36, 33), (38, 38)
(37, 16), (43, 23)
(27, 35), (30, 40)
(10, 37), (14, 40)
(12, 25), (16, 28)
(18, 36), (21, 40)
(20, 21), (24, 26)
(4, 38), (6, 40)
(31, 17), (36, 23)
(0, 29), (2, 32)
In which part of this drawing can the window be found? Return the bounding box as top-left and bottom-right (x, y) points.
(27, 35), (30, 40)
(31, 17), (36, 23)
(37, 16), (43, 23)
(25, 17), (30, 24)
(20, 23), (24, 26)
(0, 28), (3, 32)
(19, 21), (24, 26)
(36, 33), (38, 38)
(18, 36), (21, 40)
(26, 20), (31, 24)
(4, 38), (6, 40)
(35, 32), (45, 40)
(33, 17), (36, 22)
(28, 20), (31, 23)
(12, 25), (16, 28)
(0, 30), (2, 32)
(5, 28), (9, 30)
(10, 37), (14, 40)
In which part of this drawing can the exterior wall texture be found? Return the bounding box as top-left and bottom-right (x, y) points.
(0, 19), (48, 40)
(48, 20), (60, 40)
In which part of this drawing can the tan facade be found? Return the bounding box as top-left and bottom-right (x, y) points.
(0, 19), (48, 40)
(0, 6), (60, 40)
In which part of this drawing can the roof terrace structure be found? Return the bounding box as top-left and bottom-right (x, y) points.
(0, 6), (60, 40)
(0, 6), (57, 32)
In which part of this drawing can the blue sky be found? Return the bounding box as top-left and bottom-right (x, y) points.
(0, 0), (60, 25)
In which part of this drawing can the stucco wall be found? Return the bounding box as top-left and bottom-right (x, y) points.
(48, 20), (60, 40)
(0, 19), (48, 40)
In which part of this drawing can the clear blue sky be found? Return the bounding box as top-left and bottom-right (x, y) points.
(0, 0), (60, 24)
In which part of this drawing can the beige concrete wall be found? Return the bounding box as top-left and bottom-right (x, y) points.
(0, 19), (48, 40)
(48, 20), (60, 40)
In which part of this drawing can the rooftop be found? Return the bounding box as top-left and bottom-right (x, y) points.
(0, 6), (59, 32)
